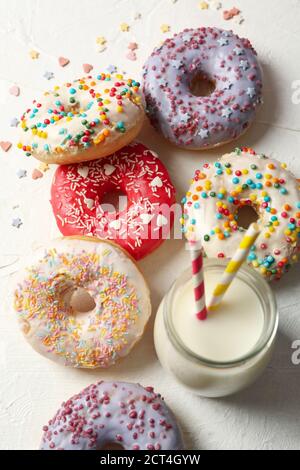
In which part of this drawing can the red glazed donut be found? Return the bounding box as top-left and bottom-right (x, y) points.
(51, 142), (176, 260)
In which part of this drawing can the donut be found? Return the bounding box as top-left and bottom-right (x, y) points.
(13, 237), (151, 368)
(182, 148), (300, 280)
(17, 72), (144, 165)
(143, 27), (263, 149)
(51, 142), (176, 260)
(40, 381), (184, 450)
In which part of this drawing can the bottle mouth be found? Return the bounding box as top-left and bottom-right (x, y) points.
(163, 258), (278, 369)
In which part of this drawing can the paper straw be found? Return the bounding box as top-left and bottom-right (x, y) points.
(208, 223), (260, 310)
(189, 240), (207, 320)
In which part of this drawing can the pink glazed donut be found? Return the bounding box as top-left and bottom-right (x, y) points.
(143, 27), (263, 149)
(51, 142), (176, 260)
(40, 381), (184, 450)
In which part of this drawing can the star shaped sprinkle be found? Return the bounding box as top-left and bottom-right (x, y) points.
(239, 60), (250, 71)
(170, 59), (183, 69)
(246, 87), (256, 98)
(29, 49), (39, 59)
(16, 169), (27, 178)
(180, 113), (191, 124)
(128, 42), (138, 51)
(160, 24), (170, 33)
(12, 217), (22, 228)
(198, 129), (209, 139)
(107, 64), (117, 74)
(217, 37), (229, 46)
(120, 23), (130, 32)
(133, 12), (142, 20)
(38, 162), (50, 172)
(210, 1), (222, 10)
(199, 1), (209, 9)
(222, 108), (233, 118)
(10, 117), (19, 127)
(233, 47), (245, 55)
(96, 36), (107, 45)
(223, 82), (233, 91)
(44, 71), (54, 80)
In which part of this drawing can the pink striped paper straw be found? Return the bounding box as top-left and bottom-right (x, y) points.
(189, 241), (207, 321)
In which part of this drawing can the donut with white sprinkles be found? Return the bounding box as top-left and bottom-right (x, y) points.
(51, 142), (176, 260)
(143, 27), (263, 149)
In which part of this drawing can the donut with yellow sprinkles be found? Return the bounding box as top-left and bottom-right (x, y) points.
(13, 237), (151, 368)
(17, 73), (144, 165)
(182, 148), (300, 280)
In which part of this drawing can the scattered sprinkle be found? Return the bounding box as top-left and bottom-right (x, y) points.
(12, 217), (23, 228)
(199, 1), (209, 9)
(29, 49), (39, 60)
(16, 169), (27, 179)
(44, 71), (54, 80)
(96, 36), (106, 45)
(160, 24), (170, 33)
(223, 7), (240, 20)
(38, 162), (50, 172)
(209, 0), (222, 10)
(58, 56), (70, 67)
(233, 14), (245, 24)
(0, 141), (12, 152)
(128, 42), (138, 51)
(9, 85), (20, 97)
(107, 64), (117, 74)
(32, 168), (43, 180)
(126, 51), (137, 61)
(120, 23), (130, 32)
(133, 12), (142, 20)
(10, 117), (19, 127)
(83, 63), (93, 74)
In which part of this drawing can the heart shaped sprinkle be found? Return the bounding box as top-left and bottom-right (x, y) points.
(83, 63), (93, 74)
(32, 169), (43, 180)
(150, 176), (163, 188)
(58, 56), (70, 67)
(77, 166), (89, 178)
(103, 164), (116, 176)
(9, 85), (20, 97)
(156, 214), (168, 227)
(0, 141), (12, 152)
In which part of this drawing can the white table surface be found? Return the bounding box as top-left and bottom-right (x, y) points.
(1, 0), (300, 450)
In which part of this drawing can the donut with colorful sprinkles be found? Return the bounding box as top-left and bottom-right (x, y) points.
(40, 381), (184, 450)
(51, 142), (176, 260)
(13, 237), (151, 368)
(182, 148), (300, 280)
(143, 27), (263, 149)
(17, 73), (144, 164)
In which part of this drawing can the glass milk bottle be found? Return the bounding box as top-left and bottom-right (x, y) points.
(154, 258), (278, 398)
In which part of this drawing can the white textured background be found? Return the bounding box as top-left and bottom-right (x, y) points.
(1, 0), (300, 450)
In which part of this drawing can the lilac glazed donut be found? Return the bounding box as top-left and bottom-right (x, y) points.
(142, 27), (263, 149)
(40, 381), (184, 450)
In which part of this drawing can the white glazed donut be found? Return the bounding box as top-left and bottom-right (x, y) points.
(182, 148), (300, 280)
(13, 237), (151, 367)
(17, 73), (144, 165)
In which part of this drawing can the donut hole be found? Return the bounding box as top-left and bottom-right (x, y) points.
(235, 204), (259, 229)
(67, 287), (96, 313)
(189, 72), (216, 97)
(101, 189), (127, 213)
(101, 443), (125, 450)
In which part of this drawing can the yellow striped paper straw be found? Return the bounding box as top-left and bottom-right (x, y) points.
(208, 222), (260, 310)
